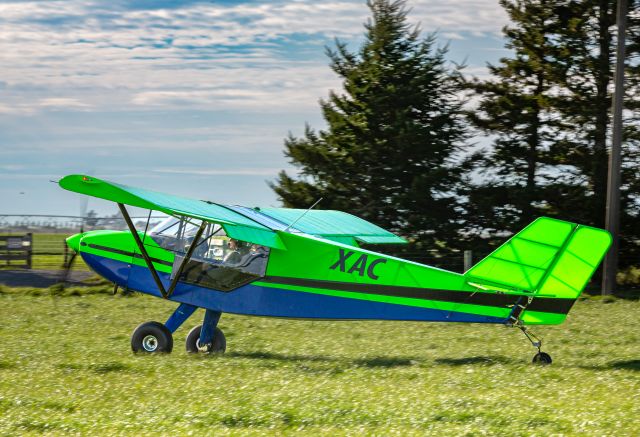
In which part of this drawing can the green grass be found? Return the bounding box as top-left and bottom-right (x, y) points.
(0, 291), (639, 435)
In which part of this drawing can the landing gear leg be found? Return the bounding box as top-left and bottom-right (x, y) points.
(186, 309), (226, 354)
(164, 302), (198, 333)
(518, 325), (552, 365)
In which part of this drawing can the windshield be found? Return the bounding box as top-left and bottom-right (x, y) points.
(150, 217), (201, 239)
(148, 216), (271, 290)
(149, 217), (214, 253)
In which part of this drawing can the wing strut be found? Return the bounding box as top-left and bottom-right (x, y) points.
(166, 221), (207, 298)
(118, 203), (169, 298)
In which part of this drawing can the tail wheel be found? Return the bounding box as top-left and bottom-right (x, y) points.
(186, 325), (226, 354)
(532, 352), (552, 365)
(131, 321), (173, 353)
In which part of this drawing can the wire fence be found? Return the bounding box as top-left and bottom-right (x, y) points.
(0, 214), (165, 271)
(0, 214), (165, 235)
(1, 214), (639, 290)
(0, 214), (481, 272)
(2, 236), (479, 272)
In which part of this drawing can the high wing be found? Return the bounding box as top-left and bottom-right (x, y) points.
(256, 208), (406, 245)
(58, 174), (406, 248)
(59, 174), (286, 249)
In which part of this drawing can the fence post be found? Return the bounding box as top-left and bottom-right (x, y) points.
(25, 233), (32, 269)
(463, 250), (473, 272)
(63, 239), (69, 267)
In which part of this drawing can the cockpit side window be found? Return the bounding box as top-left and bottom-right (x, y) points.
(152, 217), (270, 291)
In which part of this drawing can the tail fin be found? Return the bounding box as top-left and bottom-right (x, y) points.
(465, 217), (612, 300)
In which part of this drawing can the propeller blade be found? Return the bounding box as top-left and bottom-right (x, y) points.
(57, 251), (77, 286)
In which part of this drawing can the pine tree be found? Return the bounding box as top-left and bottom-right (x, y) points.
(464, 0), (563, 239)
(467, 0), (640, 266)
(271, 0), (469, 252)
(547, 0), (640, 265)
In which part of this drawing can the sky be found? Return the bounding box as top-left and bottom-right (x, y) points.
(0, 0), (510, 216)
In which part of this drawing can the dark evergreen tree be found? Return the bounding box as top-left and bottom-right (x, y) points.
(547, 0), (640, 266)
(464, 0), (563, 239)
(271, 0), (469, 252)
(467, 0), (640, 267)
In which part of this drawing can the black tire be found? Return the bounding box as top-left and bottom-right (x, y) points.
(186, 325), (226, 354)
(131, 321), (173, 353)
(532, 352), (552, 365)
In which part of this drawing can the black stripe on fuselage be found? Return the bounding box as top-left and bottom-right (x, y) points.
(87, 244), (173, 267)
(261, 276), (576, 315)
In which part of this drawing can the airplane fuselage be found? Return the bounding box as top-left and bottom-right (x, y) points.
(72, 229), (572, 325)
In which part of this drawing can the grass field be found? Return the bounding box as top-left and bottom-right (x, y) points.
(0, 289), (639, 436)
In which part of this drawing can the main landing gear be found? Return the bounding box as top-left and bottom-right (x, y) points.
(185, 325), (226, 353)
(131, 303), (226, 354)
(131, 321), (173, 353)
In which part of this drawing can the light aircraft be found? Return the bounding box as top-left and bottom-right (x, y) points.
(59, 174), (611, 364)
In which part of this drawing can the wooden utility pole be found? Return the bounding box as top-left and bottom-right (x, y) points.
(602, 0), (628, 295)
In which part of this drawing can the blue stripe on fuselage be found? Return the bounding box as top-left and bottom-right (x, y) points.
(81, 252), (505, 323)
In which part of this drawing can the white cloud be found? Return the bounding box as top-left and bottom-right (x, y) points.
(0, 164), (25, 171)
(442, 32), (466, 40)
(0, 0), (508, 114)
(38, 97), (92, 109)
(153, 167), (292, 176)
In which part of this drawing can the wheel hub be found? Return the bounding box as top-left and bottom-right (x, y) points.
(142, 335), (159, 352)
(195, 339), (212, 353)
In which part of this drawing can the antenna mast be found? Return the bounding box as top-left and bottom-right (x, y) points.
(284, 198), (323, 232)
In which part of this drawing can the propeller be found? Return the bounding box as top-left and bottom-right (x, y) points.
(56, 197), (88, 288)
(59, 242), (79, 285)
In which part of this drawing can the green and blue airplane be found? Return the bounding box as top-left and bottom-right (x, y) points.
(60, 174), (612, 364)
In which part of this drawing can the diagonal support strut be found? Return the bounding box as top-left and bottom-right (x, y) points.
(166, 221), (207, 298)
(118, 203), (168, 299)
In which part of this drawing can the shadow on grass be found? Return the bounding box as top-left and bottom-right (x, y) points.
(567, 359), (640, 372)
(609, 360), (640, 371)
(0, 361), (16, 369)
(89, 362), (131, 374)
(227, 350), (340, 363)
(227, 350), (418, 368)
(229, 350), (522, 368)
(434, 355), (513, 366)
(353, 357), (415, 368)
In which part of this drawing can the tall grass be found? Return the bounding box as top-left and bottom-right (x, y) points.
(0, 292), (639, 435)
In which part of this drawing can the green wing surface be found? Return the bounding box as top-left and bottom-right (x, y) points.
(58, 175), (407, 249)
(465, 217), (611, 299)
(59, 174), (286, 249)
(258, 208), (407, 245)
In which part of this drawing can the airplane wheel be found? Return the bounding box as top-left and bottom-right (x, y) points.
(131, 321), (173, 353)
(186, 325), (226, 354)
(532, 352), (552, 365)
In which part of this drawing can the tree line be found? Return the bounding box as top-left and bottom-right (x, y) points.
(270, 0), (640, 277)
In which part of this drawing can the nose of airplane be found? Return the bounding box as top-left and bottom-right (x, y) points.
(66, 233), (84, 252)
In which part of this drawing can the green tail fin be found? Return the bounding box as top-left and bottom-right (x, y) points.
(465, 217), (612, 299)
